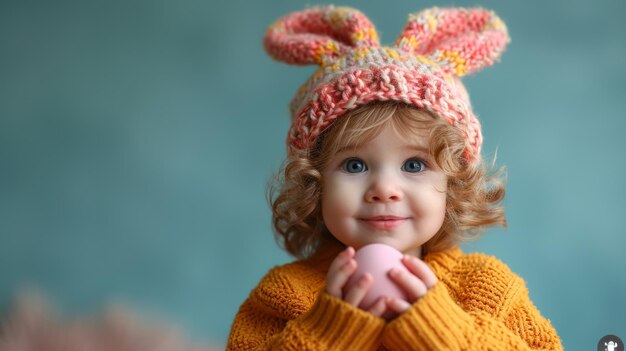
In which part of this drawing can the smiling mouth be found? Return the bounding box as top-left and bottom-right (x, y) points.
(360, 216), (409, 230)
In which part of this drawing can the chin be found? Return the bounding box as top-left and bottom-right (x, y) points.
(362, 239), (402, 250)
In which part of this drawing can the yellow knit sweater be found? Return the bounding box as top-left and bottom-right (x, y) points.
(227, 246), (562, 350)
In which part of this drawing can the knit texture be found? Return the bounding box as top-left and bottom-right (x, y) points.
(264, 5), (510, 163)
(227, 246), (562, 350)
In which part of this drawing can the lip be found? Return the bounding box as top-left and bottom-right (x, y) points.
(360, 216), (409, 230)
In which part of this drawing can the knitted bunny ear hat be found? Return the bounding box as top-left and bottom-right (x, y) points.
(264, 5), (510, 163)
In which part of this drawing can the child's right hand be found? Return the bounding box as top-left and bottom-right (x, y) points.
(326, 246), (388, 318)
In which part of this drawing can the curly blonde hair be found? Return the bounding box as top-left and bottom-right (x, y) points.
(269, 102), (506, 260)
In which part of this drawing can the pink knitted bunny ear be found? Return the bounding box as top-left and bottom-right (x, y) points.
(264, 5), (380, 66)
(395, 7), (509, 77)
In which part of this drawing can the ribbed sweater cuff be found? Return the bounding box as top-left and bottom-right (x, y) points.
(299, 291), (385, 350)
(382, 283), (474, 350)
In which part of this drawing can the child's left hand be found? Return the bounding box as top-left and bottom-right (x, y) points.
(385, 254), (438, 319)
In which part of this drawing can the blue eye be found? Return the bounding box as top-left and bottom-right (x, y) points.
(402, 159), (426, 173)
(344, 158), (367, 173)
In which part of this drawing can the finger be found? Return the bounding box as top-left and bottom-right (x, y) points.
(402, 255), (438, 289)
(343, 273), (372, 306)
(325, 247), (355, 297)
(326, 259), (356, 298)
(386, 297), (412, 315)
(327, 247), (355, 276)
(367, 296), (387, 318)
(389, 267), (428, 301)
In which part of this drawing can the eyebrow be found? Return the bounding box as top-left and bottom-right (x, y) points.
(334, 143), (430, 155)
(334, 144), (361, 155)
(405, 144), (429, 153)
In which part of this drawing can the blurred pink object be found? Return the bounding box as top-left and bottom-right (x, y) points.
(344, 243), (409, 318)
(0, 292), (223, 351)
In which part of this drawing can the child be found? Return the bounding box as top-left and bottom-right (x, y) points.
(228, 5), (562, 350)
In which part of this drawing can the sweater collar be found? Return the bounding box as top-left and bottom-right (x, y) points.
(422, 245), (463, 278)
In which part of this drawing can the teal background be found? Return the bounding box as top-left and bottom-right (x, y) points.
(1, 0), (625, 348)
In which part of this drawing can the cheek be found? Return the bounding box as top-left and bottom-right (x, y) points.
(433, 182), (448, 217)
(418, 189), (446, 213)
(409, 188), (446, 236)
(321, 180), (339, 225)
(434, 178), (448, 209)
(433, 192), (447, 223)
(413, 178), (447, 221)
(321, 178), (359, 224)
(432, 183), (448, 228)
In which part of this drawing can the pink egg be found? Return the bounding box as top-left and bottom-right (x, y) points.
(343, 243), (409, 316)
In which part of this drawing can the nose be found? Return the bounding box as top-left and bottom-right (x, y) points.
(364, 172), (403, 203)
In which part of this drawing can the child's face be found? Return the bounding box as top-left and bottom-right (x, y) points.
(321, 122), (447, 257)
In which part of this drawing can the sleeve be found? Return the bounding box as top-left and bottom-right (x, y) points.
(381, 265), (563, 350)
(227, 290), (385, 351)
